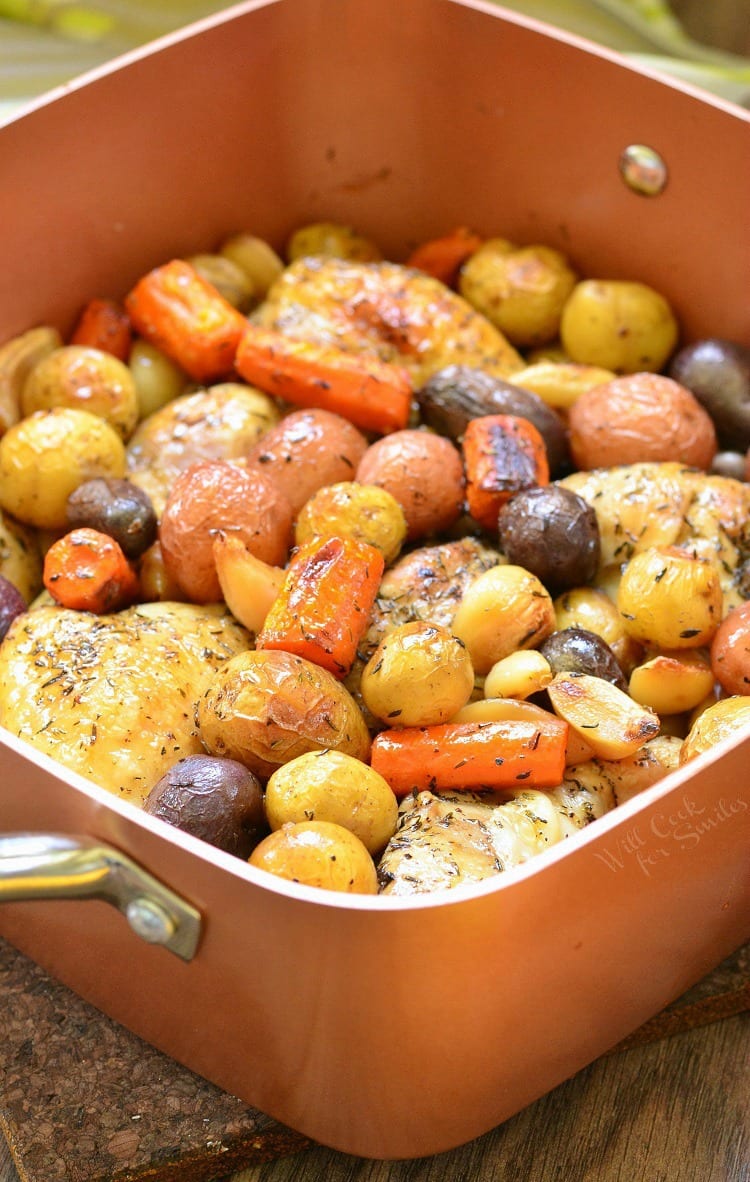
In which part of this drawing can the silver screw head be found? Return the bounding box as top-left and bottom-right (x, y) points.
(125, 896), (176, 945)
(619, 144), (668, 196)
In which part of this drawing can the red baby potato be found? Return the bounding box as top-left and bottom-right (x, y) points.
(356, 429), (465, 540)
(710, 601), (750, 695)
(246, 408), (368, 515)
(568, 374), (717, 471)
(159, 459), (293, 602)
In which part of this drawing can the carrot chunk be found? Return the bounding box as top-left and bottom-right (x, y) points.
(235, 325), (412, 436)
(256, 534), (385, 678)
(125, 259), (247, 382)
(370, 716), (568, 797)
(69, 297), (133, 361)
(462, 413), (550, 532)
(43, 527), (139, 614)
(406, 227), (483, 287)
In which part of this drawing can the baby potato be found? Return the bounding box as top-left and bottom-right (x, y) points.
(539, 626), (627, 691)
(127, 383), (281, 516)
(416, 364), (569, 477)
(459, 239), (577, 347)
(669, 338), (750, 451)
(264, 749), (397, 854)
(451, 564), (556, 675)
(246, 408), (368, 516)
(144, 754), (266, 858)
(198, 648), (371, 781)
(159, 459), (293, 602)
(560, 279), (678, 373)
(22, 345), (139, 441)
(497, 485), (600, 594)
(569, 374), (717, 471)
(249, 820), (378, 894)
(286, 221), (382, 263)
(554, 586), (643, 677)
(356, 429), (465, 541)
(295, 481), (407, 564)
(0, 407), (126, 529)
(617, 546), (723, 650)
(710, 600), (750, 696)
(361, 621), (475, 726)
(128, 338), (187, 420)
(187, 253), (256, 311)
(218, 232), (284, 300)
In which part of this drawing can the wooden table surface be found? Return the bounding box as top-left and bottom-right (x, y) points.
(2, 1007), (747, 1182)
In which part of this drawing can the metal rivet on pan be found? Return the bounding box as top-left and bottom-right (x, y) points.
(619, 144), (668, 196)
(125, 896), (177, 945)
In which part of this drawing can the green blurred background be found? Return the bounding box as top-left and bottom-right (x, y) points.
(1, 0), (749, 125)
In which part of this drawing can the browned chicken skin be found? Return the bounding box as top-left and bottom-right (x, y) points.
(256, 256), (523, 385)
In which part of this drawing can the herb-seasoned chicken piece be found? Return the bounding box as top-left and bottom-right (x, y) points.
(0, 602), (250, 803)
(256, 256), (523, 384)
(377, 737), (680, 895)
(560, 462), (750, 609)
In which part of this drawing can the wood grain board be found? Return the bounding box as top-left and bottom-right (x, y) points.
(1, 937), (747, 1182)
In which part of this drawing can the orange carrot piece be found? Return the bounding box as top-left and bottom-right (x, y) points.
(256, 534), (385, 678)
(69, 297), (133, 361)
(235, 325), (412, 436)
(370, 716), (568, 798)
(462, 414), (550, 532)
(43, 527), (139, 614)
(125, 259), (247, 382)
(406, 227), (483, 286)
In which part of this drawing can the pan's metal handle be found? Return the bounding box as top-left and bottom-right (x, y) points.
(0, 833), (201, 961)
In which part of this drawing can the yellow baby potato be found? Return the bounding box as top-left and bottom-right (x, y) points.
(361, 620), (474, 726)
(286, 222), (382, 263)
(128, 338), (187, 420)
(295, 481), (407, 565)
(22, 345), (139, 441)
(187, 253), (257, 311)
(249, 820), (378, 894)
(264, 749), (398, 855)
(0, 407), (126, 529)
(617, 546), (723, 650)
(560, 279), (678, 373)
(459, 239), (577, 347)
(218, 233), (285, 300)
(453, 565), (556, 676)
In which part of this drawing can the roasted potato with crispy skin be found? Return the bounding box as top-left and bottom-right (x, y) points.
(198, 648), (371, 780)
(0, 601), (250, 803)
(126, 383), (281, 516)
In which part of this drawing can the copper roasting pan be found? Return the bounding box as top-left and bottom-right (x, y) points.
(1, 0), (749, 1160)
